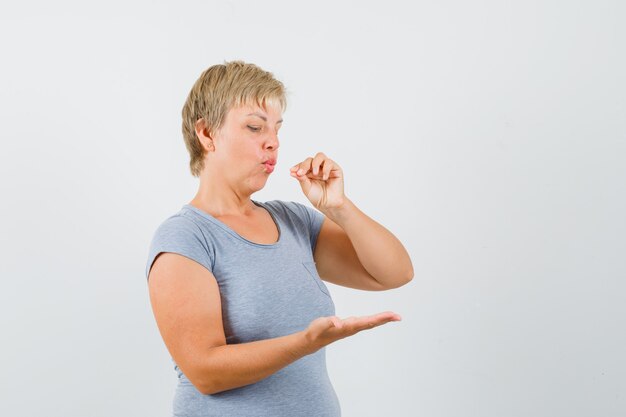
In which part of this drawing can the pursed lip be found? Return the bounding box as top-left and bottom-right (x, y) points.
(262, 158), (277, 165)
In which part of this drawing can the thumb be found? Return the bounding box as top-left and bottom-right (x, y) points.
(291, 167), (312, 193)
(328, 316), (343, 329)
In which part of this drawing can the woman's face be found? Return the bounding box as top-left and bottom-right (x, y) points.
(209, 102), (283, 193)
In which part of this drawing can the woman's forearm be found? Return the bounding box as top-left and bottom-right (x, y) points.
(323, 197), (414, 288)
(197, 330), (315, 395)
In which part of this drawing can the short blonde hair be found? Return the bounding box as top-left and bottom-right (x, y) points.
(181, 60), (287, 177)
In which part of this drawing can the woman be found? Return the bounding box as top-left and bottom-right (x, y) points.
(145, 60), (413, 417)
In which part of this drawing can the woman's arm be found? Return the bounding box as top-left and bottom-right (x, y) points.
(315, 196), (414, 290)
(200, 332), (312, 394)
(149, 252), (313, 395)
(149, 251), (399, 395)
(290, 153), (413, 291)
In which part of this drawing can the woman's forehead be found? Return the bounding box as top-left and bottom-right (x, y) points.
(231, 102), (283, 121)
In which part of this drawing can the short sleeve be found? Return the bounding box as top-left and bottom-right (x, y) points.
(282, 201), (325, 252)
(144, 215), (215, 281)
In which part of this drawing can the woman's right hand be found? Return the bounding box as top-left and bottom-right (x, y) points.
(303, 311), (402, 353)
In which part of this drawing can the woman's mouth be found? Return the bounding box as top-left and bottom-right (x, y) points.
(263, 161), (275, 173)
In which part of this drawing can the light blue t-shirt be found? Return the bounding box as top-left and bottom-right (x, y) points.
(145, 199), (341, 417)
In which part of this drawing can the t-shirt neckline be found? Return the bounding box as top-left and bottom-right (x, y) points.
(182, 200), (282, 248)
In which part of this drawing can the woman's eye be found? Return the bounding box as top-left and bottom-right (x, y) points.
(247, 125), (261, 132)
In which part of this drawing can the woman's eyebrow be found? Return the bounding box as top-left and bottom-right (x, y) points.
(247, 112), (283, 124)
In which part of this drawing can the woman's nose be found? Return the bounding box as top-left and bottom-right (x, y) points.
(265, 132), (279, 150)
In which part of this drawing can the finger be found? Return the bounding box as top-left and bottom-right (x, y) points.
(290, 160), (308, 179)
(371, 311), (402, 321)
(356, 315), (384, 327)
(311, 152), (327, 176)
(358, 318), (393, 332)
(290, 162), (302, 173)
(321, 159), (334, 181)
(345, 317), (378, 332)
(341, 316), (366, 334)
(292, 157), (313, 177)
(290, 159), (305, 173)
(357, 313), (401, 329)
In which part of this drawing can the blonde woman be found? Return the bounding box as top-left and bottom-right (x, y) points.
(145, 60), (413, 416)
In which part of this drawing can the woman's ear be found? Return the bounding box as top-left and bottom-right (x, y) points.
(194, 118), (214, 151)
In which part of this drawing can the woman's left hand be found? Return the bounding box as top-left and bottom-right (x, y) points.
(290, 152), (346, 211)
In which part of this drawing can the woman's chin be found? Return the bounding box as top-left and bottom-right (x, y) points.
(246, 174), (269, 193)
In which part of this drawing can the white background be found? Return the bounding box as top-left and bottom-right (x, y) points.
(1, 1), (624, 416)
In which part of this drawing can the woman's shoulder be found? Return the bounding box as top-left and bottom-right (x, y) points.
(147, 212), (211, 261)
(151, 209), (203, 238)
(145, 210), (215, 280)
